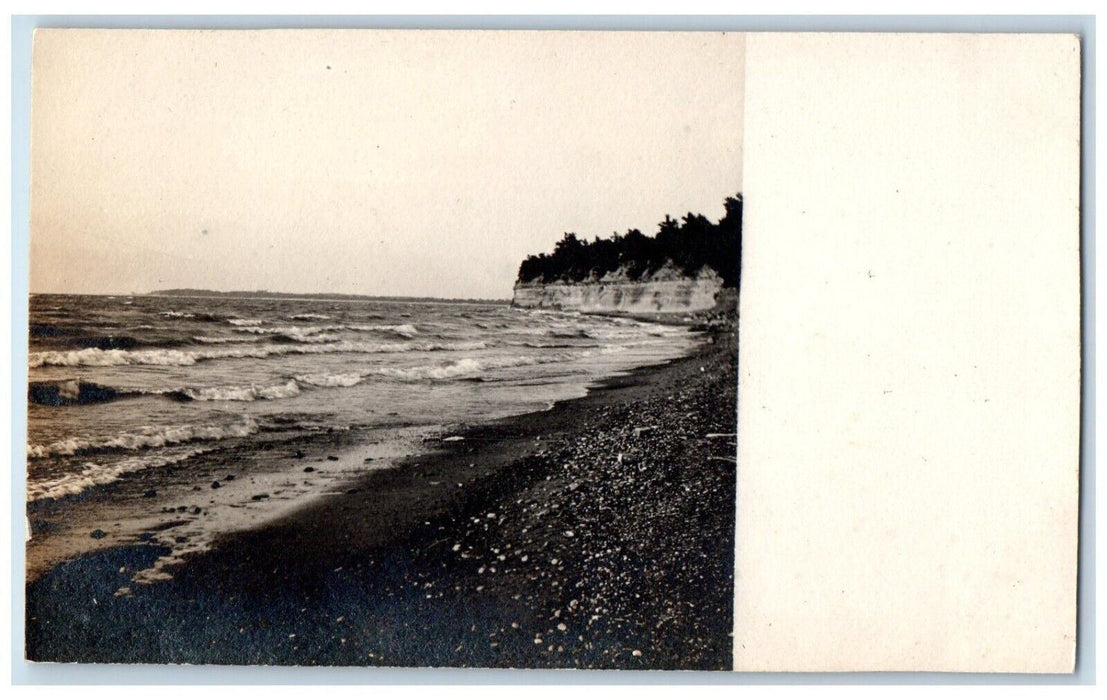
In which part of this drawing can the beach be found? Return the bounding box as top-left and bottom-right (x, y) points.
(26, 309), (737, 670)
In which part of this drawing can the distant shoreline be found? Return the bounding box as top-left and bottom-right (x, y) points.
(30, 290), (513, 305)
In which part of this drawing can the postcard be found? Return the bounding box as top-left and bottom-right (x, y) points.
(21, 28), (1081, 674)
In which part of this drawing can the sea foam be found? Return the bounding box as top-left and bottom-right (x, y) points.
(28, 450), (204, 502)
(27, 340), (450, 368)
(295, 372), (365, 388)
(370, 352), (578, 381)
(176, 379), (301, 402)
(27, 416), (259, 459)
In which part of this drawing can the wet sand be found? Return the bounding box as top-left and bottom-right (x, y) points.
(26, 316), (737, 670)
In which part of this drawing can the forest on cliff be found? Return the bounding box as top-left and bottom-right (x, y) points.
(516, 193), (741, 288)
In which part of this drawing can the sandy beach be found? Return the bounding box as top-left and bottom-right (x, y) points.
(26, 312), (737, 670)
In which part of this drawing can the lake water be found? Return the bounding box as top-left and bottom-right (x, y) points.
(26, 293), (701, 583)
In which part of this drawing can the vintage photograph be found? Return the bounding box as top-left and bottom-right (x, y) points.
(25, 29), (743, 669)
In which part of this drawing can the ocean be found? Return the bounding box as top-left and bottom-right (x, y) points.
(26, 293), (702, 584)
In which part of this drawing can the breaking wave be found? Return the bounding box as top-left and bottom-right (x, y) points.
(232, 324), (334, 339)
(292, 351), (583, 385)
(234, 322), (419, 340)
(294, 372), (365, 388)
(370, 352), (579, 381)
(171, 379), (301, 402)
(28, 340), (485, 368)
(346, 323), (419, 338)
(28, 449), (205, 502)
(27, 416), (259, 460)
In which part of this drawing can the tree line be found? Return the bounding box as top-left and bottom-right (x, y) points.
(516, 193), (741, 288)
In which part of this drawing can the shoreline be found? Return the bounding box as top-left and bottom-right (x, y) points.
(26, 318), (737, 669)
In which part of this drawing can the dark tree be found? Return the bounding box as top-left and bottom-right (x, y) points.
(516, 192), (742, 288)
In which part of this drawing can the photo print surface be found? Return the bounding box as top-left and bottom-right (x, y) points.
(25, 29), (744, 669)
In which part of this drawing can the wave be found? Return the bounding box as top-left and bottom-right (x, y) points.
(160, 311), (194, 318)
(269, 333), (343, 345)
(170, 379), (301, 402)
(289, 313), (331, 321)
(292, 351), (583, 386)
(192, 335), (262, 344)
(31, 324), (160, 351)
(232, 325), (344, 343)
(28, 449), (204, 502)
(370, 352), (578, 382)
(372, 358), (485, 381)
(228, 318), (262, 326)
(28, 340), (487, 368)
(30, 376), (305, 406)
(295, 372), (365, 388)
(345, 323), (419, 338)
(235, 323), (419, 340)
(30, 347), (212, 367)
(27, 416), (259, 460)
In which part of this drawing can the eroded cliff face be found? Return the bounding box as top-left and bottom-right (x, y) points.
(512, 269), (724, 314)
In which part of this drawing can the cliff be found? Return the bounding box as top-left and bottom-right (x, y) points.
(512, 267), (724, 314)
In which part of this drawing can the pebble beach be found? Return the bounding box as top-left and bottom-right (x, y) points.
(26, 309), (738, 670)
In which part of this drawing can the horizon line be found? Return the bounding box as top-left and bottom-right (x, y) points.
(29, 289), (514, 303)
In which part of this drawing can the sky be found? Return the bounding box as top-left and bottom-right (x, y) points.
(30, 30), (744, 299)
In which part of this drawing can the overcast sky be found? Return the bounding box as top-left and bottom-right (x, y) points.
(30, 30), (744, 299)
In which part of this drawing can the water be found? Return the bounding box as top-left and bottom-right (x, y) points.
(26, 293), (701, 582)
